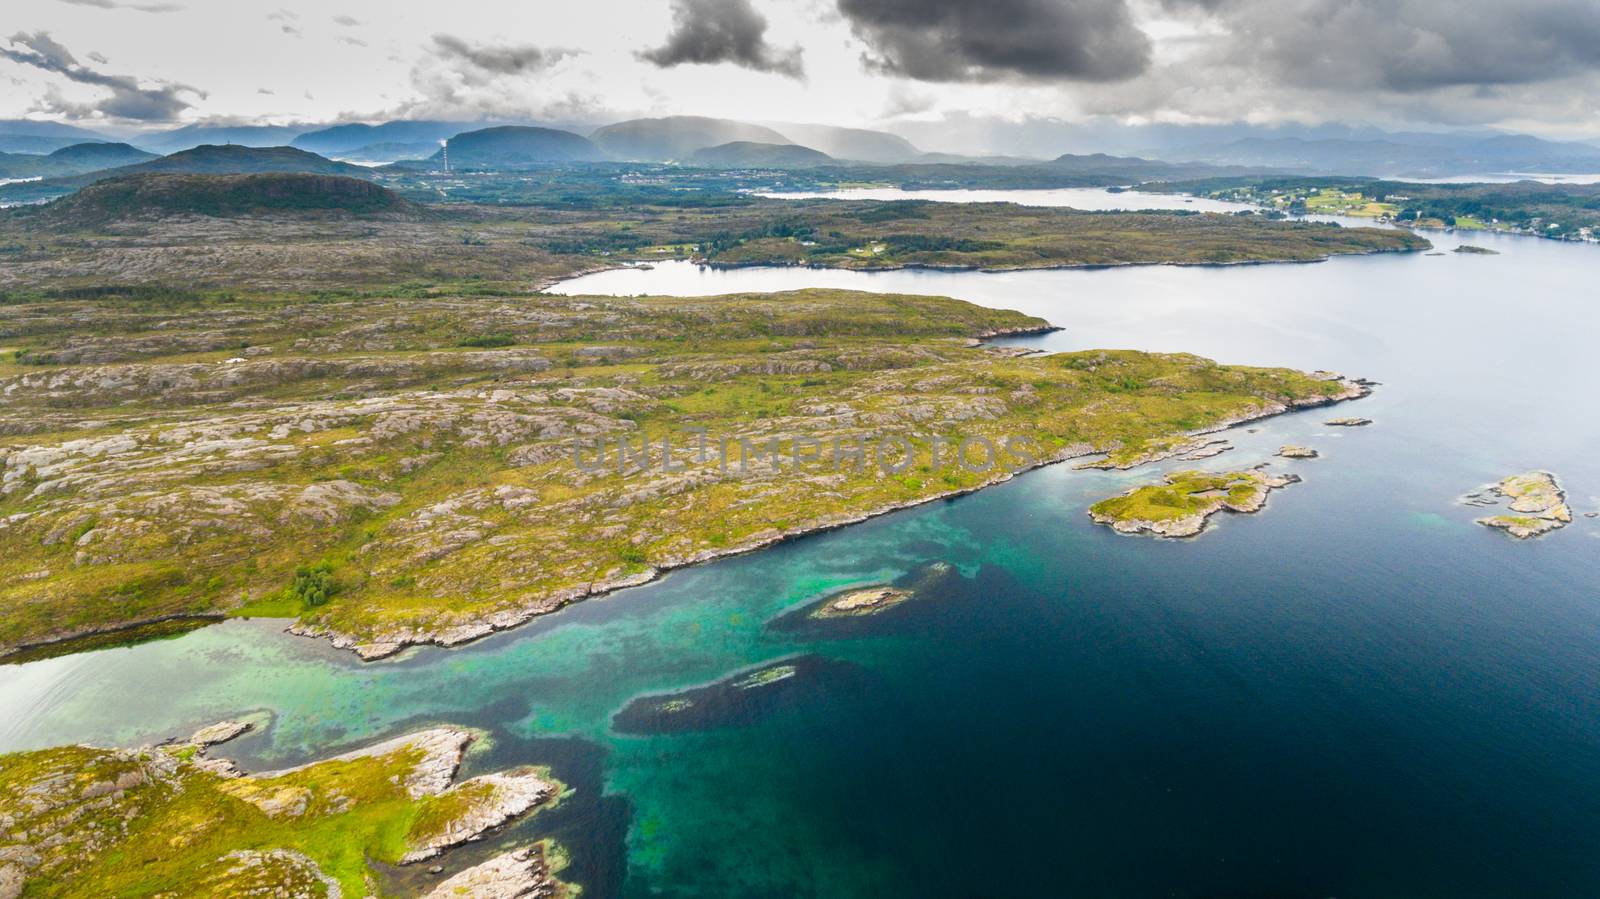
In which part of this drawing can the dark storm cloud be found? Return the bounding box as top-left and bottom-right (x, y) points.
(57, 0), (184, 13)
(430, 34), (577, 76)
(1, 30), (199, 120)
(638, 0), (805, 79)
(1164, 0), (1600, 93)
(835, 0), (1150, 83)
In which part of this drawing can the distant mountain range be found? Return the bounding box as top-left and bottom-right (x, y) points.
(0, 118), (109, 154)
(0, 142), (155, 180)
(132, 124), (313, 155)
(1166, 133), (1600, 178)
(4, 114), (1600, 193)
(590, 116), (790, 162)
(292, 120), (472, 156)
(689, 141), (833, 168)
(433, 126), (606, 167)
(760, 123), (919, 163)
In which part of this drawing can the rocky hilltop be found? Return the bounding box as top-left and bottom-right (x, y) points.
(26, 172), (409, 227)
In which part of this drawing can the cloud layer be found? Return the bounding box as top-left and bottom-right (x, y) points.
(2, 30), (198, 120)
(639, 0), (804, 79)
(836, 0), (1150, 82)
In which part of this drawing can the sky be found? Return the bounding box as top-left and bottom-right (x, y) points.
(6, 0), (1600, 147)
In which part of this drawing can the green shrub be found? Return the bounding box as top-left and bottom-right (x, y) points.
(457, 333), (516, 348)
(286, 563), (337, 608)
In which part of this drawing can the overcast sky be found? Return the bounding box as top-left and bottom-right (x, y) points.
(6, 0), (1600, 142)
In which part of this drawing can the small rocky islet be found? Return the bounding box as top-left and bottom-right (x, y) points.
(0, 722), (575, 898)
(768, 560), (961, 634)
(1467, 471), (1573, 539)
(1277, 445), (1320, 459)
(1089, 468), (1300, 538)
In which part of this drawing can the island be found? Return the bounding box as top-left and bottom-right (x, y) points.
(1472, 471), (1572, 539)
(0, 724), (573, 898)
(1089, 468), (1300, 538)
(810, 586), (913, 619)
(1325, 417), (1373, 427)
(1277, 445), (1320, 459)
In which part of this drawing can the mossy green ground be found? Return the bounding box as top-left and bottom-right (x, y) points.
(1091, 470), (1271, 523)
(0, 734), (566, 898)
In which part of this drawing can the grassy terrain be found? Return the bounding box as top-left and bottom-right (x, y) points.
(0, 727), (572, 898)
(1089, 469), (1297, 537)
(1091, 470), (1272, 522)
(0, 177), (1425, 296)
(0, 287), (1359, 658)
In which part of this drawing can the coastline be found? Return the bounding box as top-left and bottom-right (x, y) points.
(0, 362), (1369, 664)
(289, 376), (1372, 661)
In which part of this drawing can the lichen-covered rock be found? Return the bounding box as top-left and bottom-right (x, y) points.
(1474, 471), (1572, 539)
(402, 769), (558, 863)
(423, 843), (569, 899)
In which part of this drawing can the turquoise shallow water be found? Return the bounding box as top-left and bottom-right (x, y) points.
(6, 212), (1600, 897)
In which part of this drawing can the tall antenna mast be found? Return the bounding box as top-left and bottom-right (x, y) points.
(439, 138), (450, 174)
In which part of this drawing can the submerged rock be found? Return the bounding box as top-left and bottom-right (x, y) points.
(612, 654), (863, 735)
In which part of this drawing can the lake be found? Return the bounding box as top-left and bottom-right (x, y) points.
(756, 185), (1260, 213)
(6, 217), (1600, 897)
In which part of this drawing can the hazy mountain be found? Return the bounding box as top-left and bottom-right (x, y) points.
(25, 173), (406, 227)
(292, 120), (477, 155)
(133, 125), (312, 154)
(590, 116), (790, 161)
(1166, 132), (1600, 177)
(0, 145), (370, 204)
(0, 120), (112, 155)
(913, 152), (1046, 167)
(0, 119), (109, 140)
(764, 123), (919, 163)
(433, 126), (606, 167)
(332, 141), (441, 164)
(0, 142), (157, 180)
(688, 141), (833, 168)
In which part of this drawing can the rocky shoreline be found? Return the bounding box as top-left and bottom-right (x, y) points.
(1470, 471), (1573, 539)
(297, 375), (1371, 659)
(0, 723), (573, 898)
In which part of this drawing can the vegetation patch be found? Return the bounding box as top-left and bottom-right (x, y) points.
(0, 726), (574, 898)
(1089, 468), (1300, 538)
